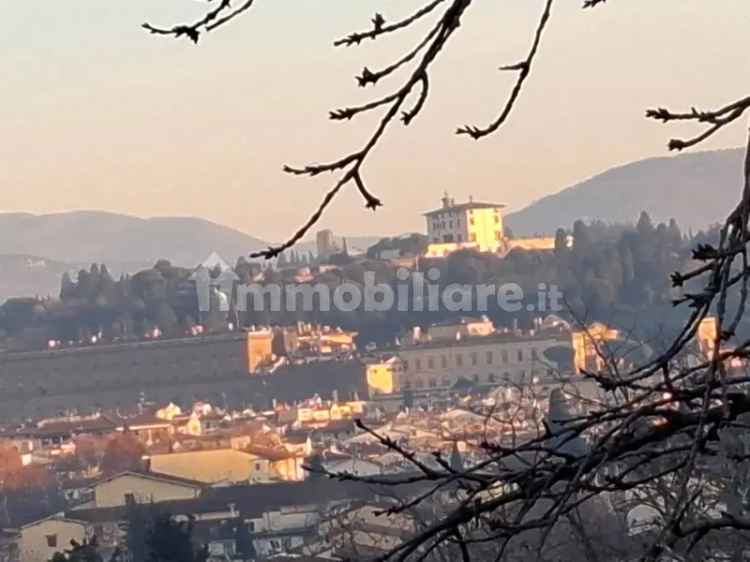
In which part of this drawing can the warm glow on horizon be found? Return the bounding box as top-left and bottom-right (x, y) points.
(1, 0), (749, 240)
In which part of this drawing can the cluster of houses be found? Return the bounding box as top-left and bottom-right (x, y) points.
(0, 376), (570, 562)
(0, 309), (725, 561)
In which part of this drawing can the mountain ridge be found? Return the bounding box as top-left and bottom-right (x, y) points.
(0, 210), (269, 267)
(505, 148), (745, 235)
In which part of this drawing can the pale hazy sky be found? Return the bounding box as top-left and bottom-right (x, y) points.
(2, 1), (749, 241)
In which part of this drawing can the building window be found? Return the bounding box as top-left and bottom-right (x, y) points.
(449, 221), (453, 228)
(471, 352), (478, 366)
(495, 231), (502, 241)
(254, 462), (262, 471)
(472, 374), (479, 383)
(486, 351), (493, 364)
(532, 348), (539, 360)
(415, 359), (422, 370)
(470, 218), (475, 225)
(427, 357), (435, 369)
(517, 350), (524, 362)
(456, 354), (463, 367)
(429, 379), (437, 388)
(46, 535), (58, 548)
(441, 355), (448, 368)
(470, 233), (477, 242)
(488, 373), (497, 383)
(403, 360), (409, 371)
(501, 350), (509, 364)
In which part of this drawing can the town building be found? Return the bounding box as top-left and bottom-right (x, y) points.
(422, 193), (571, 258)
(424, 193), (506, 256)
(571, 322), (621, 373)
(272, 323), (357, 357)
(364, 317), (630, 401)
(0, 325), (358, 422)
(69, 478), (428, 561)
(316, 229), (340, 261)
(146, 449), (282, 485)
(364, 356), (404, 396)
(396, 330), (571, 395)
(19, 516), (90, 562)
(91, 471), (203, 509)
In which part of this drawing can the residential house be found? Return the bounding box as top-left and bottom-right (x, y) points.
(147, 449), (270, 484)
(19, 516), (90, 562)
(90, 471), (203, 509)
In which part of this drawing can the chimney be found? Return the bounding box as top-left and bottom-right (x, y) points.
(441, 191), (451, 209)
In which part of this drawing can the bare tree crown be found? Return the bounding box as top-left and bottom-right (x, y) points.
(143, 2), (750, 560)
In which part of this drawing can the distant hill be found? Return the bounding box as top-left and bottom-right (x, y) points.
(0, 254), (149, 301)
(0, 211), (269, 267)
(0, 254), (76, 301)
(505, 148), (745, 235)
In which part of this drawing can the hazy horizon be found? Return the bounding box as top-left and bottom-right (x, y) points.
(3, 0), (750, 241)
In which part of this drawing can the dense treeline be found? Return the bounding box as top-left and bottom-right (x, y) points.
(0, 212), (722, 350)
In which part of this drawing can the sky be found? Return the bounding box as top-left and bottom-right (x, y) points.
(2, 0), (750, 242)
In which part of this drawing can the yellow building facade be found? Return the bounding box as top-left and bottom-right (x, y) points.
(148, 449), (268, 484)
(571, 322), (620, 373)
(20, 517), (90, 562)
(365, 357), (404, 396)
(93, 472), (202, 508)
(424, 194), (505, 255)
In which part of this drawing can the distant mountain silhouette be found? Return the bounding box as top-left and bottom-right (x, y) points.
(505, 148), (745, 235)
(0, 211), (269, 267)
(0, 254), (150, 301)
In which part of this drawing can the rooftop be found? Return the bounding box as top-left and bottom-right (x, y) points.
(423, 197), (505, 217)
(398, 328), (571, 351)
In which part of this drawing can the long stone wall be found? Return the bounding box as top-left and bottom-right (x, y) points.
(0, 335), (367, 421)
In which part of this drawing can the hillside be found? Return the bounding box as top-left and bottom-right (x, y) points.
(0, 254), (77, 300)
(505, 148), (745, 235)
(0, 211), (269, 267)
